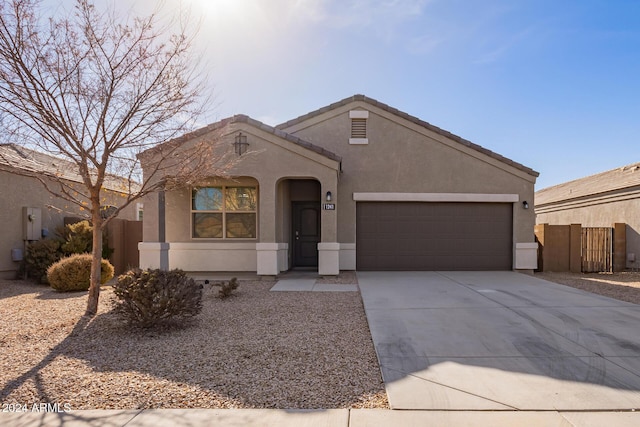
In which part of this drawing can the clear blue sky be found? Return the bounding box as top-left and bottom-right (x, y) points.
(44, 0), (640, 190)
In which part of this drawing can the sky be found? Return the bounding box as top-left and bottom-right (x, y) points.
(42, 0), (640, 190)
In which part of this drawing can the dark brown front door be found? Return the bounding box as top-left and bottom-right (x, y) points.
(293, 202), (320, 267)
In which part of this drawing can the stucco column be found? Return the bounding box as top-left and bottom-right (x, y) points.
(613, 222), (626, 272)
(139, 190), (169, 270)
(259, 179), (277, 242)
(570, 223), (582, 273)
(257, 179), (279, 275)
(256, 243), (288, 275)
(141, 191), (159, 241)
(318, 242), (340, 275)
(139, 242), (170, 270)
(515, 242), (538, 270)
(320, 180), (338, 242)
(319, 178), (339, 275)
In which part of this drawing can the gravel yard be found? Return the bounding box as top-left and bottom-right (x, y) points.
(0, 276), (388, 410)
(536, 271), (640, 304)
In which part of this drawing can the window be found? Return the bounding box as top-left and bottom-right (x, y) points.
(349, 110), (369, 144)
(192, 186), (257, 238)
(136, 203), (144, 221)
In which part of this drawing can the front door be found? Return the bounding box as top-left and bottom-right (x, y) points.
(292, 202), (320, 267)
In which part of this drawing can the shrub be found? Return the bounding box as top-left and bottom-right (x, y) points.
(47, 254), (115, 292)
(24, 239), (63, 283)
(22, 220), (114, 285)
(218, 277), (239, 299)
(60, 220), (113, 259)
(112, 269), (203, 328)
(60, 221), (93, 255)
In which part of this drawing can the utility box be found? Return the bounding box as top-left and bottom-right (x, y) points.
(11, 248), (23, 262)
(23, 207), (42, 241)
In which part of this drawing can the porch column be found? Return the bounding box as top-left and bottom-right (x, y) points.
(319, 178), (339, 275)
(318, 242), (340, 275)
(139, 242), (169, 270)
(257, 179), (280, 276)
(138, 190), (169, 270)
(514, 242), (538, 270)
(256, 243), (288, 275)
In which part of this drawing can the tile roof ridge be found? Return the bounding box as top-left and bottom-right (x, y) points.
(536, 161), (640, 194)
(0, 143), (34, 160)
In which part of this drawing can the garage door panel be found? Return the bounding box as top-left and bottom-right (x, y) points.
(356, 202), (512, 271)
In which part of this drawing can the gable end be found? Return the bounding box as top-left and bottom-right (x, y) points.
(277, 95), (539, 178)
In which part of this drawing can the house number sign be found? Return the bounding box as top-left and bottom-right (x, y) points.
(323, 203), (336, 210)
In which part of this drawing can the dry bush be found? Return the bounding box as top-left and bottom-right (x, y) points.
(113, 269), (203, 328)
(218, 277), (239, 299)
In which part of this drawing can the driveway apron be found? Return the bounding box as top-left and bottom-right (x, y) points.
(358, 271), (640, 410)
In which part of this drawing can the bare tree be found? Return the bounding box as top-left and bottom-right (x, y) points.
(0, 0), (231, 316)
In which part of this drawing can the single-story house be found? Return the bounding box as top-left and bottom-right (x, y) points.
(138, 95), (539, 276)
(0, 144), (140, 279)
(535, 162), (640, 269)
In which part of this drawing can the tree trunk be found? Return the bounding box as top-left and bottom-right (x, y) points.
(85, 201), (103, 317)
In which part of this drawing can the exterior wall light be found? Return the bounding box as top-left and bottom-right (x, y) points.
(326, 191), (332, 202)
(522, 201), (529, 209)
(234, 132), (249, 156)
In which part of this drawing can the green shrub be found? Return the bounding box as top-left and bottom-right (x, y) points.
(47, 254), (114, 292)
(60, 220), (113, 259)
(218, 277), (239, 299)
(112, 269), (203, 328)
(24, 239), (63, 283)
(60, 221), (93, 255)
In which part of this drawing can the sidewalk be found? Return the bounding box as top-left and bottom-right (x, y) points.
(3, 408), (640, 427)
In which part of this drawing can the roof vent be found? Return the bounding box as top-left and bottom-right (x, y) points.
(351, 118), (366, 138)
(349, 110), (369, 145)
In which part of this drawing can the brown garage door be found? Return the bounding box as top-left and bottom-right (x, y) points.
(356, 202), (512, 271)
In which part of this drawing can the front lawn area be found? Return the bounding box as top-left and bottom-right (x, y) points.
(0, 279), (388, 409)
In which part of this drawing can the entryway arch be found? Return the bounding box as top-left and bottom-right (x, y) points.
(277, 178), (321, 270)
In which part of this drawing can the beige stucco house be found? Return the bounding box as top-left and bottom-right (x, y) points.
(536, 163), (640, 269)
(0, 144), (140, 279)
(138, 95), (539, 276)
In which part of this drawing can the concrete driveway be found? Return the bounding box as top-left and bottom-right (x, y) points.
(358, 271), (640, 410)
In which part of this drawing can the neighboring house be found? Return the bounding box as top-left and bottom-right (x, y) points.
(0, 144), (139, 279)
(535, 162), (640, 270)
(139, 95), (539, 276)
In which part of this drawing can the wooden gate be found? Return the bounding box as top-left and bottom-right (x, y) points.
(581, 227), (612, 273)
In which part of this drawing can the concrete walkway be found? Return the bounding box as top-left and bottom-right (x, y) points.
(270, 271), (358, 292)
(4, 408), (640, 426)
(358, 271), (640, 412)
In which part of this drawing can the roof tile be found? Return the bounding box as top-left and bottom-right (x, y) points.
(144, 115), (342, 163)
(0, 143), (137, 193)
(535, 162), (640, 205)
